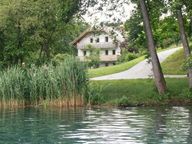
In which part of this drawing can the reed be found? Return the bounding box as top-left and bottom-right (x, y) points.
(0, 56), (88, 107)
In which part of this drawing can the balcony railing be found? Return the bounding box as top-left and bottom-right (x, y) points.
(77, 42), (117, 49)
(78, 55), (118, 62)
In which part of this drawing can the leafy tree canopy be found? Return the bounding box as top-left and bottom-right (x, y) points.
(0, 0), (87, 67)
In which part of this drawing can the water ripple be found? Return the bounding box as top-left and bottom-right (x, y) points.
(0, 107), (192, 144)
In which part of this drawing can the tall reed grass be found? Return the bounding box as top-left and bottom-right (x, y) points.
(0, 57), (88, 107)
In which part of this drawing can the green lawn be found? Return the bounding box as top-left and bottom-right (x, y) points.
(88, 56), (145, 78)
(88, 46), (183, 78)
(91, 78), (191, 107)
(161, 49), (186, 75)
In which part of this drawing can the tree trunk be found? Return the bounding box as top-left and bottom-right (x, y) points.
(177, 9), (192, 89)
(16, 21), (23, 65)
(44, 42), (50, 59)
(189, 16), (192, 38)
(0, 30), (5, 63)
(139, 0), (167, 94)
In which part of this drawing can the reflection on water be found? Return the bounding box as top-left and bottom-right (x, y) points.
(0, 107), (192, 144)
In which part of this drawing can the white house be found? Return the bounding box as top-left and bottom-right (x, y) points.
(71, 29), (121, 67)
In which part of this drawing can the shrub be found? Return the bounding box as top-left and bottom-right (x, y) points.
(118, 50), (139, 63)
(117, 96), (131, 107)
(52, 53), (71, 65)
(85, 45), (100, 68)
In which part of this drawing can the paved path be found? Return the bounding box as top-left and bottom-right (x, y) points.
(91, 47), (186, 80)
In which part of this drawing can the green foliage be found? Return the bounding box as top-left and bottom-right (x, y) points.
(0, 0), (87, 67)
(167, 0), (192, 38)
(85, 45), (100, 68)
(117, 50), (139, 63)
(125, 1), (180, 51)
(124, 9), (147, 51)
(179, 88), (192, 99)
(182, 56), (192, 71)
(182, 43), (192, 71)
(52, 53), (71, 65)
(0, 56), (88, 106)
(154, 17), (180, 48)
(86, 84), (105, 105)
(117, 96), (131, 107)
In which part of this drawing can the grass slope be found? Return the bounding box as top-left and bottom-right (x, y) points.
(88, 46), (183, 78)
(91, 79), (192, 106)
(88, 56), (144, 78)
(161, 49), (186, 75)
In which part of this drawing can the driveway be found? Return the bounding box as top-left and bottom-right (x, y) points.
(91, 47), (186, 80)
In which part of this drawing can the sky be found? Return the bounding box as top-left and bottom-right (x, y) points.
(82, 1), (136, 25)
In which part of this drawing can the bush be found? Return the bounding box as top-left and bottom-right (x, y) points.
(182, 52), (192, 71)
(117, 96), (130, 107)
(85, 45), (100, 68)
(118, 50), (139, 63)
(52, 53), (72, 65)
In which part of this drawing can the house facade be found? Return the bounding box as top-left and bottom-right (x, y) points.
(71, 29), (121, 67)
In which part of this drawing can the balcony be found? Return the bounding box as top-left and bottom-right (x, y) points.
(100, 55), (118, 61)
(78, 55), (118, 62)
(77, 42), (117, 49)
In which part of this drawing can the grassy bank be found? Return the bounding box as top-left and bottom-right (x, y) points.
(88, 56), (144, 78)
(162, 49), (186, 75)
(0, 57), (88, 108)
(90, 79), (192, 107)
(88, 47), (182, 78)
(162, 43), (192, 75)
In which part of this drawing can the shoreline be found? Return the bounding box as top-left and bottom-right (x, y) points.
(0, 98), (192, 109)
(1, 78), (192, 109)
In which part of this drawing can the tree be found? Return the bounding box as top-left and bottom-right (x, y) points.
(125, 0), (179, 51)
(0, 0), (83, 66)
(0, 29), (5, 67)
(124, 9), (147, 51)
(182, 0), (192, 38)
(177, 7), (192, 88)
(26, 0), (82, 63)
(0, 0), (34, 66)
(58, 20), (88, 55)
(154, 17), (179, 48)
(167, 0), (192, 89)
(85, 45), (100, 68)
(139, 0), (167, 94)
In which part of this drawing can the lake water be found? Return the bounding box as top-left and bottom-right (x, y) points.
(0, 107), (192, 144)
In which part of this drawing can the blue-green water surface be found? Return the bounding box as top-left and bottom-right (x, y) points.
(0, 107), (192, 144)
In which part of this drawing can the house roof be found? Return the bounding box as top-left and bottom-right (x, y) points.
(70, 28), (107, 45)
(70, 27), (125, 45)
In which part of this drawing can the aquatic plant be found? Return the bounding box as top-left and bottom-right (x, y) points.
(0, 56), (88, 107)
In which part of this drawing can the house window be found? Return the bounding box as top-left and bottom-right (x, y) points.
(96, 38), (100, 43)
(112, 50), (116, 55)
(90, 38), (93, 43)
(105, 50), (108, 55)
(105, 63), (109, 67)
(105, 37), (109, 42)
(83, 51), (87, 56)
